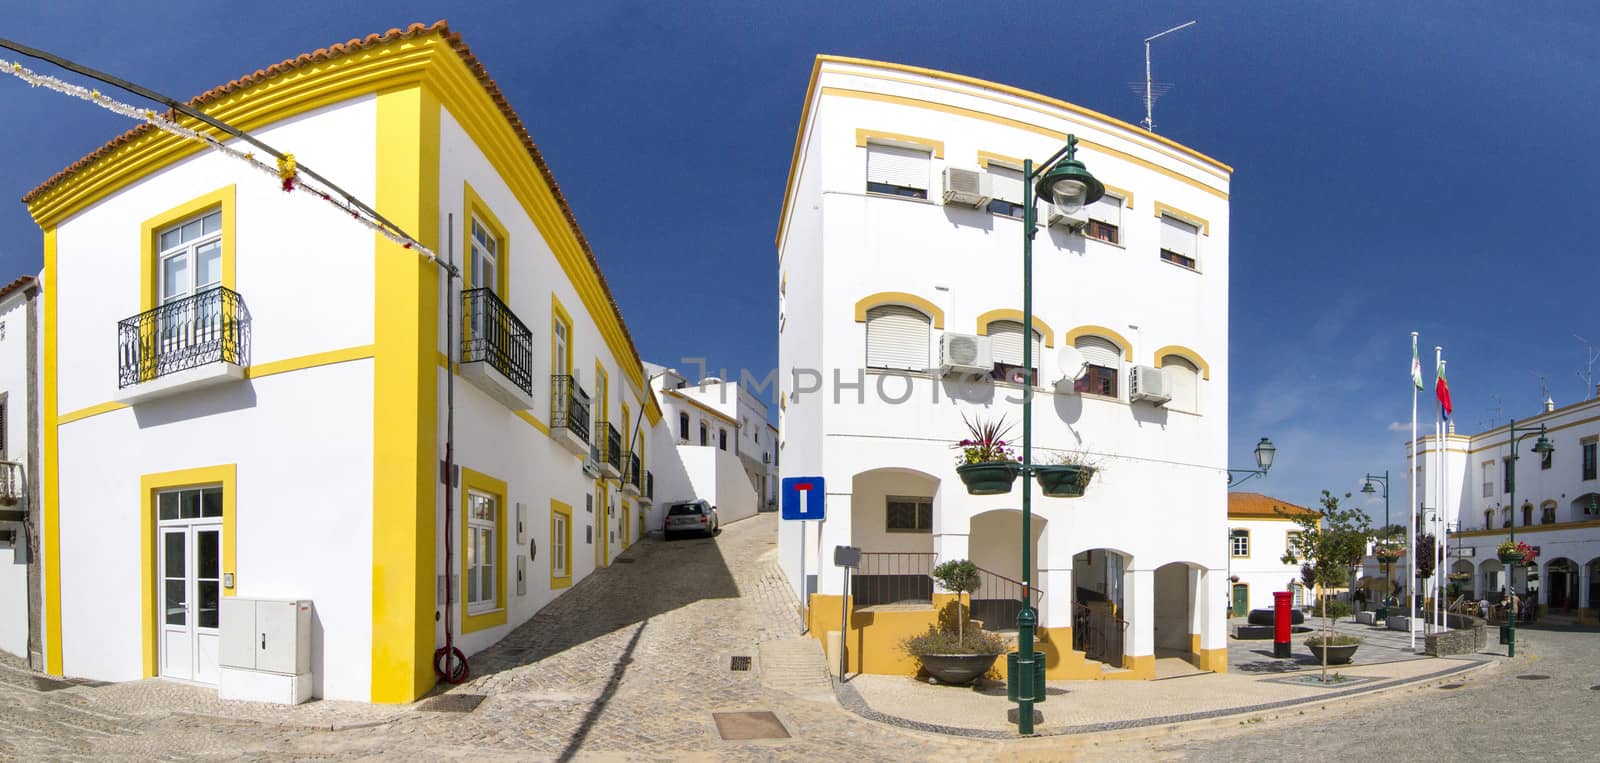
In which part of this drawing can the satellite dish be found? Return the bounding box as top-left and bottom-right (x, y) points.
(1056, 347), (1087, 382)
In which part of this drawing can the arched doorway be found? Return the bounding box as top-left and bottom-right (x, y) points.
(1072, 548), (1130, 666)
(849, 467), (941, 607)
(1154, 561), (1203, 667)
(1588, 558), (1600, 613)
(1480, 558), (1505, 601)
(967, 509), (1047, 630)
(1544, 558), (1578, 613)
(1449, 559), (1475, 600)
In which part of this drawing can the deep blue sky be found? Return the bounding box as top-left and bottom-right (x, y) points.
(4, 1), (1599, 516)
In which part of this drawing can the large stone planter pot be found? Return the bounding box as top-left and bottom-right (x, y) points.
(917, 653), (1002, 685)
(956, 462), (1020, 496)
(1305, 643), (1359, 665)
(1034, 464), (1094, 498)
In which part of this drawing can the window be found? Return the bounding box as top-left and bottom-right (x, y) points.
(466, 490), (498, 613)
(719, 428), (728, 451)
(158, 210), (224, 306)
(886, 496), (933, 533)
(1541, 502), (1556, 525)
(0, 395), (7, 458)
(987, 320), (1041, 383)
(1484, 509), (1494, 530)
(678, 412), (690, 441)
(1481, 462), (1494, 498)
(864, 305), (931, 370)
(1504, 459), (1514, 494)
(469, 217), (500, 293)
(1583, 438), (1597, 481)
(156, 486), (224, 521)
(1230, 529), (1250, 558)
(1582, 494), (1600, 516)
(985, 165), (1025, 217)
(1086, 193), (1122, 244)
(865, 143), (930, 199)
(1159, 213), (1199, 269)
(550, 500), (572, 589)
(1286, 531), (1301, 557)
(1522, 503), (1533, 527)
(553, 317), (569, 376)
(699, 422), (708, 446)
(1160, 355), (1199, 413)
(1075, 335), (1122, 398)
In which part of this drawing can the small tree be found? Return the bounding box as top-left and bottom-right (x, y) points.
(1280, 491), (1373, 682)
(932, 559), (981, 641)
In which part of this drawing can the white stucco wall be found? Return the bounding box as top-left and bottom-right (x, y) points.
(0, 286), (34, 659)
(1228, 517), (1305, 612)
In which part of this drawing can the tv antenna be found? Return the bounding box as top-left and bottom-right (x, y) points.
(1136, 20), (1196, 133)
(1529, 371), (1552, 410)
(1576, 333), (1599, 400)
(1478, 394), (1503, 432)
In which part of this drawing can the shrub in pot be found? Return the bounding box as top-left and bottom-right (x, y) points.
(1304, 633), (1361, 665)
(953, 414), (1020, 495)
(901, 559), (1006, 685)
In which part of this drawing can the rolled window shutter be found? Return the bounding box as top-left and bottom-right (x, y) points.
(987, 320), (1040, 367)
(988, 166), (1024, 204)
(1075, 335), (1121, 369)
(865, 305), (930, 370)
(1162, 355), (1198, 411)
(1160, 214), (1198, 255)
(866, 145), (931, 190)
(1089, 194), (1122, 226)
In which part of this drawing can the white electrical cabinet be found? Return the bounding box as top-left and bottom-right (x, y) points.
(219, 598), (313, 704)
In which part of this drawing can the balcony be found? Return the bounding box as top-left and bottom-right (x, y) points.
(622, 454), (642, 496)
(115, 287), (250, 404)
(595, 422), (622, 478)
(460, 288), (534, 411)
(643, 470), (654, 504)
(550, 375), (591, 456)
(0, 461), (24, 521)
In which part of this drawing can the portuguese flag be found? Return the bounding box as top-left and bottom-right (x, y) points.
(1435, 360), (1452, 419)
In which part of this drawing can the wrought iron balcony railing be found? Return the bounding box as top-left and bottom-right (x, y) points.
(596, 422), (623, 472)
(117, 287), (250, 388)
(461, 288), (533, 397)
(0, 461), (24, 508)
(550, 375), (590, 440)
(645, 471), (654, 499)
(624, 454), (642, 489)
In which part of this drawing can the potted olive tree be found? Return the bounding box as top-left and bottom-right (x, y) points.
(901, 559), (1006, 685)
(953, 414), (1020, 495)
(1281, 491), (1373, 680)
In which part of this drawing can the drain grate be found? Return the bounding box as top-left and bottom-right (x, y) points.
(1437, 683), (1464, 690)
(615, 558), (635, 563)
(419, 693), (486, 712)
(712, 711), (790, 740)
(1516, 674), (1551, 680)
(730, 656), (752, 671)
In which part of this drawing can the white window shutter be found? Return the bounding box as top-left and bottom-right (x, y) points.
(1090, 194), (1122, 226)
(1162, 355), (1198, 412)
(1160, 214), (1198, 255)
(866, 145), (930, 190)
(865, 305), (931, 370)
(988, 166), (1024, 204)
(1075, 335), (1121, 369)
(987, 320), (1040, 367)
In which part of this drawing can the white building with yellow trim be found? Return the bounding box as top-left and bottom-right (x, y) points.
(1226, 492), (1313, 614)
(28, 22), (665, 703)
(776, 57), (1233, 680)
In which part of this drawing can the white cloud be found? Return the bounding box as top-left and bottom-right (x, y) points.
(1387, 421), (1410, 432)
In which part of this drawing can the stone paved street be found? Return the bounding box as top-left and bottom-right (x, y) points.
(3, 511), (1596, 760)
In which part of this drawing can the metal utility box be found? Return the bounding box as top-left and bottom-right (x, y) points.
(219, 598), (313, 704)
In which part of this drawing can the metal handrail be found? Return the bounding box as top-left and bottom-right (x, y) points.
(461, 288), (533, 396)
(644, 471), (654, 499)
(116, 286), (250, 388)
(596, 422), (622, 471)
(624, 454), (642, 488)
(550, 375), (590, 440)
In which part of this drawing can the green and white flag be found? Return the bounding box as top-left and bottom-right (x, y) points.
(1411, 339), (1424, 390)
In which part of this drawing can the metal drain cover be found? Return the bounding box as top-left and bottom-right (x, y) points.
(1516, 674), (1551, 680)
(730, 656), (752, 671)
(713, 711), (790, 740)
(420, 693), (486, 712)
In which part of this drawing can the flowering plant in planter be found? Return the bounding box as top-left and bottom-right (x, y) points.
(1497, 540), (1537, 564)
(954, 413), (1017, 465)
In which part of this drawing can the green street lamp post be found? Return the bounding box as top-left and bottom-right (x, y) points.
(1010, 136), (1102, 736)
(1361, 472), (1391, 614)
(1226, 437), (1278, 486)
(1502, 418), (1553, 657)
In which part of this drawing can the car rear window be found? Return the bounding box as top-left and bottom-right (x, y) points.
(668, 503), (702, 516)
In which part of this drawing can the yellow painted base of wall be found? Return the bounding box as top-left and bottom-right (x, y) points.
(808, 594), (1146, 681)
(1195, 648), (1229, 673)
(1107, 653), (1157, 680)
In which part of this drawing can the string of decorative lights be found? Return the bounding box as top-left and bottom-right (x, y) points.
(1, 56), (438, 261)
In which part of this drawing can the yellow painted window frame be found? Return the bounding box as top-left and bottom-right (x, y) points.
(550, 499), (573, 589)
(620, 499), (631, 549)
(1064, 325), (1136, 362)
(462, 181), (510, 297)
(854, 291), (945, 330)
(550, 294), (574, 378)
(139, 463), (236, 678)
(1152, 201), (1210, 236)
(594, 477), (609, 568)
(141, 185), (236, 313)
(975, 309), (1055, 347)
(1153, 345), (1211, 380)
(1230, 528), (1251, 559)
(459, 466), (509, 634)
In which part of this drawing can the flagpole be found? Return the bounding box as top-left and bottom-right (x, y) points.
(1409, 332), (1419, 650)
(1440, 360), (1450, 634)
(1433, 346), (1443, 637)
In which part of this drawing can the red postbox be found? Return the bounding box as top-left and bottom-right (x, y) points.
(1273, 590), (1293, 658)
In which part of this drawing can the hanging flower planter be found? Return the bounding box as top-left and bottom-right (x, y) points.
(1497, 550), (1525, 564)
(956, 462), (1021, 495)
(1034, 464), (1095, 498)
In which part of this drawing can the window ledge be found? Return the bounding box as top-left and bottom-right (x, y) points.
(861, 190), (939, 206)
(1086, 236), (1125, 250)
(1160, 258), (1202, 274)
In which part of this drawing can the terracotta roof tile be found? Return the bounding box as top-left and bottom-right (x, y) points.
(23, 21), (649, 394)
(0, 274), (37, 302)
(1228, 491), (1317, 519)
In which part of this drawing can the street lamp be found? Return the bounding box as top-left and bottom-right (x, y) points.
(1503, 418), (1552, 657)
(1227, 437), (1278, 486)
(1010, 135), (1102, 736)
(1361, 471), (1391, 615)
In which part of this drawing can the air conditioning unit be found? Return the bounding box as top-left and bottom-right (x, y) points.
(942, 167), (992, 208)
(1047, 206), (1088, 230)
(940, 333), (993, 378)
(1129, 365), (1171, 406)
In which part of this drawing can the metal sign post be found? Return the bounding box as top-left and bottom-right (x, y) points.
(782, 477), (826, 635)
(834, 545), (860, 679)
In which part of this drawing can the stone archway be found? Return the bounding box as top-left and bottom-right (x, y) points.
(1154, 561), (1204, 668)
(1544, 558), (1579, 613)
(1072, 547), (1131, 667)
(966, 509), (1047, 630)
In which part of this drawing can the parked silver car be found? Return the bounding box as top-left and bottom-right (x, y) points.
(664, 500), (719, 539)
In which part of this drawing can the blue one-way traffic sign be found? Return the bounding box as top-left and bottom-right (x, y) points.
(781, 476), (825, 521)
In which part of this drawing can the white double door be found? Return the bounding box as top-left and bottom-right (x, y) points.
(158, 521), (222, 684)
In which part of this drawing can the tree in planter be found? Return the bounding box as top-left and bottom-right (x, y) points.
(1415, 532), (1436, 615)
(932, 559), (981, 642)
(1280, 491), (1373, 683)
